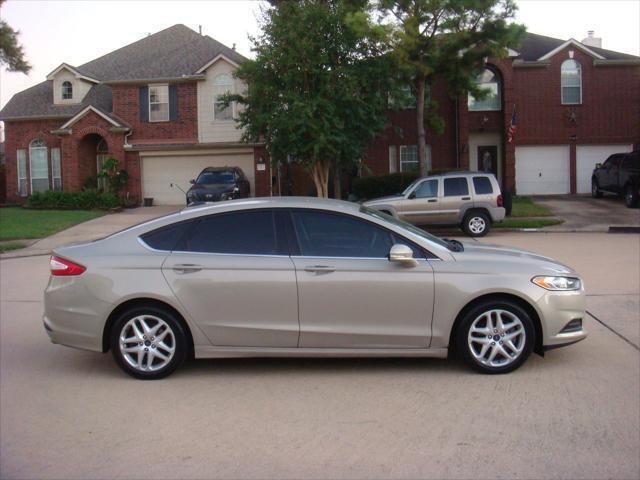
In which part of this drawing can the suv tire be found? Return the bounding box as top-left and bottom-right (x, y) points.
(625, 184), (639, 208)
(591, 179), (603, 198)
(462, 211), (491, 237)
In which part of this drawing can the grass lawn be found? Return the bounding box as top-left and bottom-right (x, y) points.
(510, 196), (554, 217)
(0, 241), (27, 253)
(495, 218), (564, 229)
(0, 208), (106, 241)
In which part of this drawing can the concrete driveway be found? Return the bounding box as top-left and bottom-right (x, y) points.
(0, 232), (638, 479)
(533, 195), (640, 232)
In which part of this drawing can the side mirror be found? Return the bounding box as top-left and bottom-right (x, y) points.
(595, 163), (602, 170)
(408, 191), (417, 200)
(389, 244), (417, 267)
(189, 179), (196, 184)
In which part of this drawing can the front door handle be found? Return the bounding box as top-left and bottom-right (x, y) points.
(427, 199), (437, 203)
(462, 196), (471, 200)
(304, 265), (335, 274)
(172, 264), (203, 274)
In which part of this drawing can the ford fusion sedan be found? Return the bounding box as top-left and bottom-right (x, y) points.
(44, 197), (587, 379)
(185, 166), (250, 204)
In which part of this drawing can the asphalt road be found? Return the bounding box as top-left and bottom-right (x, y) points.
(1, 232), (638, 480)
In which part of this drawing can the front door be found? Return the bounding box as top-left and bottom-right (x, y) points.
(161, 210), (299, 347)
(400, 178), (445, 224)
(288, 209), (434, 348)
(478, 146), (498, 176)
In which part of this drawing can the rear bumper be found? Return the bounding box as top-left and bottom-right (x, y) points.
(490, 207), (506, 222)
(43, 314), (102, 352)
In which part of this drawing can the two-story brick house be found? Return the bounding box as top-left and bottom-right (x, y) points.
(0, 24), (271, 205)
(1, 26), (639, 203)
(363, 32), (640, 195)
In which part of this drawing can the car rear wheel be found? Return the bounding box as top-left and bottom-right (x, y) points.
(591, 179), (603, 198)
(455, 300), (535, 374)
(624, 184), (639, 208)
(110, 306), (188, 380)
(462, 211), (491, 237)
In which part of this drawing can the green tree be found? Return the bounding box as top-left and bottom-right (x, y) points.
(0, 0), (31, 73)
(378, 0), (525, 175)
(227, 0), (397, 198)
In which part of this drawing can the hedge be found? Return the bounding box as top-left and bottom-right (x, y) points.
(26, 190), (120, 210)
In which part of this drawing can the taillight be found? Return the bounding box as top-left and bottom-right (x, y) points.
(497, 194), (504, 207)
(50, 256), (86, 276)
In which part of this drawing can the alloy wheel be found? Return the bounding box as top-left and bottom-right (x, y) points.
(467, 309), (526, 367)
(119, 315), (176, 372)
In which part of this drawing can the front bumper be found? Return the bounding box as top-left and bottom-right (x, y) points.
(537, 288), (588, 349)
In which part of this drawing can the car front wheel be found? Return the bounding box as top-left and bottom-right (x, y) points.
(455, 300), (535, 374)
(591, 179), (603, 198)
(462, 211), (491, 237)
(110, 306), (188, 380)
(624, 184), (639, 208)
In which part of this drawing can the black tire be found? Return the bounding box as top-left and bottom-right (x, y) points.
(462, 211), (491, 237)
(110, 305), (189, 380)
(624, 184), (639, 208)
(455, 299), (535, 374)
(591, 179), (603, 198)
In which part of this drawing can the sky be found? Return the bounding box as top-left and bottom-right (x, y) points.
(1, 0), (639, 124)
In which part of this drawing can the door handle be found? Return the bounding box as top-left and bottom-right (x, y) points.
(427, 199), (437, 203)
(172, 264), (203, 274)
(304, 265), (335, 273)
(462, 196), (471, 200)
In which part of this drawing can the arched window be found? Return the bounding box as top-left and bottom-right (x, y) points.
(62, 81), (73, 100)
(561, 59), (582, 105)
(213, 74), (234, 121)
(29, 139), (49, 193)
(468, 68), (501, 111)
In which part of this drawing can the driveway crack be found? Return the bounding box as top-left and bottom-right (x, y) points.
(586, 310), (639, 351)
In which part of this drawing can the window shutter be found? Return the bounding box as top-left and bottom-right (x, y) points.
(169, 85), (178, 121)
(139, 86), (149, 122)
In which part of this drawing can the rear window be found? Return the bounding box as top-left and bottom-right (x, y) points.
(140, 221), (193, 251)
(472, 176), (494, 195)
(443, 177), (469, 197)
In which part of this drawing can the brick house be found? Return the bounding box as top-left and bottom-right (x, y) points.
(0, 25), (271, 205)
(1, 26), (639, 204)
(362, 32), (640, 195)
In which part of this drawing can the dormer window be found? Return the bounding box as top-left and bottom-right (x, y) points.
(61, 81), (73, 100)
(561, 59), (582, 105)
(213, 74), (234, 121)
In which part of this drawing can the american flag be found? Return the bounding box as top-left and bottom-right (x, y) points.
(507, 105), (517, 143)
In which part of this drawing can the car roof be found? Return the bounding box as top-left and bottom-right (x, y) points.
(425, 171), (496, 178)
(200, 166), (238, 172)
(183, 196), (361, 214)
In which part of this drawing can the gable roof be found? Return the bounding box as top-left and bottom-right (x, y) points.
(517, 32), (639, 61)
(0, 24), (247, 121)
(46, 63), (100, 83)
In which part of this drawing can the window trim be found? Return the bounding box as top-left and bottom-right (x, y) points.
(29, 139), (49, 194)
(17, 149), (27, 197)
(213, 74), (235, 122)
(61, 81), (73, 100)
(148, 83), (170, 122)
(561, 59), (582, 105)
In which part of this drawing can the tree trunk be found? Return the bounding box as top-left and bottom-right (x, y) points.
(333, 165), (342, 200)
(310, 160), (330, 198)
(416, 75), (427, 176)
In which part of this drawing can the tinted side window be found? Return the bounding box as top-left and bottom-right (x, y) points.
(443, 177), (469, 196)
(140, 221), (193, 251)
(291, 211), (395, 258)
(179, 210), (278, 255)
(473, 176), (494, 194)
(415, 179), (438, 198)
(622, 154), (639, 170)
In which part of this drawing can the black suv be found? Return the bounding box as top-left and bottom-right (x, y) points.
(592, 151), (640, 208)
(186, 167), (251, 205)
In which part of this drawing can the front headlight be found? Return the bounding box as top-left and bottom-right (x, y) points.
(532, 276), (581, 291)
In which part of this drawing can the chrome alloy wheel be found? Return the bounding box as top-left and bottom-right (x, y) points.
(467, 309), (526, 367)
(119, 315), (176, 372)
(468, 216), (486, 235)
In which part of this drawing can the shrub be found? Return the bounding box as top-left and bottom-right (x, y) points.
(352, 172), (421, 200)
(26, 190), (120, 210)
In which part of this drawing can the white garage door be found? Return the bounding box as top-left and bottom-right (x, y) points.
(515, 146), (570, 195)
(576, 145), (632, 194)
(142, 153), (255, 205)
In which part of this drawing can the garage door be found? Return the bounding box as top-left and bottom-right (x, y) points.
(142, 153), (255, 205)
(576, 145), (633, 194)
(515, 146), (570, 195)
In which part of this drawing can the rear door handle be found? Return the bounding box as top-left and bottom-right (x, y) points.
(427, 199), (437, 203)
(172, 264), (203, 274)
(462, 196), (471, 200)
(304, 265), (335, 274)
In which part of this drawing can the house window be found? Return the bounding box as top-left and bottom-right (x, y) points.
(400, 145), (418, 172)
(213, 74), (234, 121)
(96, 138), (108, 191)
(17, 149), (27, 196)
(561, 59), (582, 105)
(468, 68), (501, 111)
(29, 139), (49, 193)
(149, 84), (169, 122)
(61, 81), (73, 100)
(51, 147), (62, 191)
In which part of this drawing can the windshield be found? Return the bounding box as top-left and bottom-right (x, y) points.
(196, 171), (235, 185)
(360, 205), (451, 250)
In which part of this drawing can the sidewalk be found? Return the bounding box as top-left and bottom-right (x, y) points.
(0, 206), (179, 259)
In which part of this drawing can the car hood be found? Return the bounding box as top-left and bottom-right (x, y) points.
(363, 195), (404, 205)
(453, 242), (576, 275)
